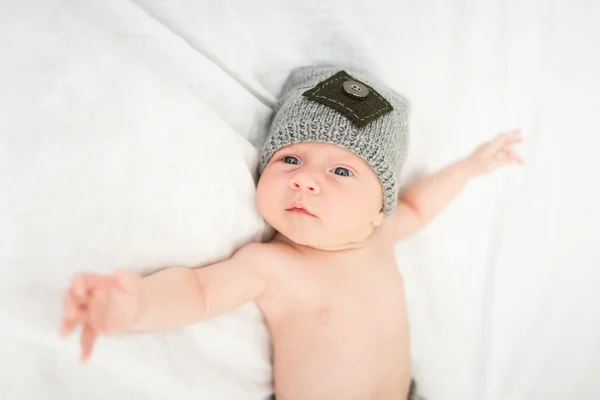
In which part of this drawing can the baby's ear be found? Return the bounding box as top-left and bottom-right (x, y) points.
(371, 209), (384, 227)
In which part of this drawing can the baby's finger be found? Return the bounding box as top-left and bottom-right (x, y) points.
(492, 151), (522, 169)
(71, 273), (90, 301)
(494, 130), (522, 146)
(499, 129), (522, 138)
(61, 316), (81, 337)
(507, 150), (525, 164)
(83, 273), (110, 287)
(61, 293), (81, 336)
(487, 135), (513, 154)
(62, 291), (79, 319)
(87, 287), (109, 331)
(505, 135), (524, 145)
(80, 324), (97, 363)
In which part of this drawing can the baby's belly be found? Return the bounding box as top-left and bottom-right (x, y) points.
(268, 305), (411, 400)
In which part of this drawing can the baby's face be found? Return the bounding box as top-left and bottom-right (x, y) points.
(256, 142), (384, 249)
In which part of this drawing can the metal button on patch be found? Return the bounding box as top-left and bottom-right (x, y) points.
(302, 71), (392, 127)
(342, 80), (370, 100)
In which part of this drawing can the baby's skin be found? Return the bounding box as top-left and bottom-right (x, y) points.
(61, 130), (523, 399)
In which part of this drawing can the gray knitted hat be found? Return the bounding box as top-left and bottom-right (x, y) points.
(257, 65), (409, 216)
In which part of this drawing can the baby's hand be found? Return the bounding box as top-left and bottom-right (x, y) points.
(465, 129), (524, 176)
(60, 269), (141, 362)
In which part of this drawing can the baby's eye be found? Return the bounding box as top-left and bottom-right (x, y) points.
(282, 156), (299, 165)
(333, 167), (352, 177)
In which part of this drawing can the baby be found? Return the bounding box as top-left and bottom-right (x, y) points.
(60, 66), (523, 400)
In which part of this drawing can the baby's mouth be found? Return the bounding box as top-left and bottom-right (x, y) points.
(287, 206), (316, 217)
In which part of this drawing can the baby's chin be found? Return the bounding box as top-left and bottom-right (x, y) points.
(267, 219), (327, 248)
(272, 223), (320, 245)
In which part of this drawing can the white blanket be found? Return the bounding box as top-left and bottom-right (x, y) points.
(1, 1), (599, 399)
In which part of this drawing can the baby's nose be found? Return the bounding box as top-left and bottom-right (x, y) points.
(289, 173), (320, 194)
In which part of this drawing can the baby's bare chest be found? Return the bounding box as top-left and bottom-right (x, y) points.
(264, 266), (407, 340)
(267, 277), (408, 355)
(256, 257), (411, 398)
(258, 251), (407, 328)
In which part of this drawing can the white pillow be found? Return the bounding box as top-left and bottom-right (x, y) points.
(0, 1), (274, 398)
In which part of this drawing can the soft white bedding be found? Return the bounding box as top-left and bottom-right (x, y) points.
(1, 1), (599, 399)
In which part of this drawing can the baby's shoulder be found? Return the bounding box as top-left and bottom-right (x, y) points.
(232, 240), (294, 270)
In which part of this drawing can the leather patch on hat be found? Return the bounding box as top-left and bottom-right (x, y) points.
(302, 70), (393, 128)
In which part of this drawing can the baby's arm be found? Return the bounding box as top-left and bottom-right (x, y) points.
(133, 248), (267, 330)
(61, 243), (268, 360)
(391, 130), (524, 242)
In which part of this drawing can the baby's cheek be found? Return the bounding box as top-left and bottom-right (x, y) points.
(351, 191), (381, 222)
(330, 201), (361, 229)
(354, 188), (374, 203)
(255, 182), (274, 213)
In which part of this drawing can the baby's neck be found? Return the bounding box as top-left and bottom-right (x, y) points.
(271, 227), (383, 256)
